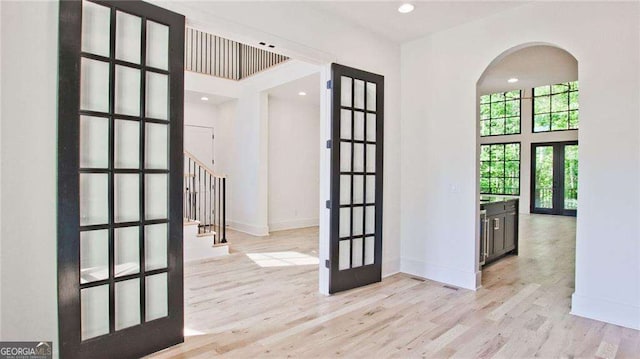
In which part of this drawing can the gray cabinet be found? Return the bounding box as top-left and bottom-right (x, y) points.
(481, 199), (518, 265)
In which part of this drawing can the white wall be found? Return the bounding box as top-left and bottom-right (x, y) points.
(401, 2), (640, 329)
(0, 0), (59, 351)
(479, 88), (579, 213)
(268, 96), (320, 231)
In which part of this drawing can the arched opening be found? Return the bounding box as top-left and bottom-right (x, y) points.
(475, 44), (580, 293)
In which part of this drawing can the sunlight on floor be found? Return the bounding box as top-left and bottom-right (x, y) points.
(246, 251), (319, 267)
(184, 327), (206, 337)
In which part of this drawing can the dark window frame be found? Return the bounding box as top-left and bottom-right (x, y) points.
(532, 81), (579, 133)
(479, 90), (522, 137)
(480, 142), (521, 196)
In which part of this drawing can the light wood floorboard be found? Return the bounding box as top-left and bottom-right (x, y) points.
(149, 215), (640, 358)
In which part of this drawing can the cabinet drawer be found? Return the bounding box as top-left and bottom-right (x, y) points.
(484, 202), (505, 215)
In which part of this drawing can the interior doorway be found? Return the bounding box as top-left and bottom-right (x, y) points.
(531, 141), (578, 216)
(184, 125), (214, 168)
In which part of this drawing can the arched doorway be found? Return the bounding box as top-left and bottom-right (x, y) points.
(475, 44), (580, 292)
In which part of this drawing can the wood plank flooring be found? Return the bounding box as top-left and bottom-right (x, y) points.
(149, 215), (640, 358)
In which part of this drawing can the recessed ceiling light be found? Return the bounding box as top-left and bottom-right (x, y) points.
(298, 91), (307, 96)
(508, 78), (519, 83)
(398, 3), (414, 14)
(201, 96), (209, 101)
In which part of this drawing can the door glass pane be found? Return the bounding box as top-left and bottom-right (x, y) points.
(81, 0), (110, 57)
(340, 76), (352, 107)
(115, 278), (141, 330)
(146, 21), (169, 70)
(145, 123), (168, 169)
(366, 175), (375, 203)
(80, 173), (109, 226)
(340, 175), (351, 205)
(340, 109), (351, 140)
(366, 82), (376, 112)
(80, 116), (109, 169)
(115, 226), (140, 277)
(366, 145), (376, 173)
(353, 143), (364, 172)
(339, 208), (350, 238)
(114, 174), (140, 223)
(81, 285), (109, 340)
(365, 206), (375, 234)
(80, 230), (108, 284)
(352, 206), (363, 236)
(351, 237), (363, 268)
(353, 79), (365, 109)
(146, 273), (168, 321)
(366, 113), (376, 142)
(353, 175), (363, 204)
(564, 145), (579, 210)
(115, 11), (141, 64)
(80, 58), (109, 113)
(145, 174), (167, 220)
(114, 120), (140, 169)
(338, 240), (350, 270)
(340, 143), (351, 172)
(353, 111), (364, 141)
(115, 65), (141, 116)
(534, 146), (554, 209)
(146, 72), (168, 120)
(364, 236), (374, 265)
(145, 223), (167, 270)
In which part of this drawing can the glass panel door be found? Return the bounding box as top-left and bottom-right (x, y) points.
(533, 145), (554, 211)
(57, 1), (185, 358)
(330, 64), (384, 294)
(531, 142), (578, 216)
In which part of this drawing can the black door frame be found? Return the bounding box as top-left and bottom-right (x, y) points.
(57, 1), (184, 358)
(530, 141), (578, 216)
(329, 63), (384, 294)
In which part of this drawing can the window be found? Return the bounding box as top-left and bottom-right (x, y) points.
(480, 142), (520, 195)
(480, 90), (521, 137)
(533, 81), (579, 132)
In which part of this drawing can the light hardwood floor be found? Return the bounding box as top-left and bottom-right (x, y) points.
(149, 215), (640, 358)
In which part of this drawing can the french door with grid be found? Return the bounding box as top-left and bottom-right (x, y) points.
(329, 64), (384, 294)
(57, 1), (184, 358)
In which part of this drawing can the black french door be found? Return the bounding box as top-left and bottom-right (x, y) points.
(57, 1), (184, 358)
(531, 141), (578, 216)
(329, 64), (384, 294)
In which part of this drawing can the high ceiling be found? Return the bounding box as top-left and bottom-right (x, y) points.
(267, 73), (321, 106)
(478, 45), (578, 95)
(310, 1), (529, 43)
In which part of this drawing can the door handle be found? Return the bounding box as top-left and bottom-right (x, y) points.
(494, 218), (500, 230)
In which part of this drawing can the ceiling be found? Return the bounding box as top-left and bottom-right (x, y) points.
(311, 1), (529, 43)
(184, 90), (235, 106)
(267, 73), (320, 106)
(478, 45), (578, 95)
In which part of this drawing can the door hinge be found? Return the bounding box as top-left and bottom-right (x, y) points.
(325, 200), (331, 209)
(326, 139), (332, 149)
(325, 259), (330, 268)
(326, 80), (332, 89)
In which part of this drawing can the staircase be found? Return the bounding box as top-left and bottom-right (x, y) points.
(183, 151), (228, 262)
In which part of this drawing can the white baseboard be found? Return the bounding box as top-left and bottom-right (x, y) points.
(382, 257), (401, 278)
(571, 293), (640, 330)
(268, 217), (319, 232)
(227, 220), (269, 237)
(400, 257), (477, 290)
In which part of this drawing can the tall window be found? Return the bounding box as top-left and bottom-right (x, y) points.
(480, 142), (520, 195)
(480, 90), (521, 137)
(533, 81), (579, 132)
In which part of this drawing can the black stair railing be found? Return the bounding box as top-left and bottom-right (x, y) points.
(184, 151), (227, 244)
